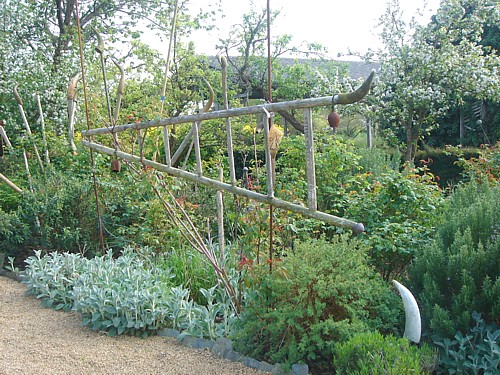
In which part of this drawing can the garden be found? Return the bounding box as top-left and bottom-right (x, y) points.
(1, 0), (499, 374)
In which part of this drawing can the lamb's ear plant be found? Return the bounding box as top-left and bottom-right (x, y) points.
(23, 250), (87, 311)
(433, 312), (500, 374)
(70, 248), (178, 337)
(23, 247), (238, 339)
(6, 256), (19, 273)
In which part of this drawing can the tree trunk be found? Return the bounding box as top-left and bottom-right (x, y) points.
(404, 105), (416, 162)
(459, 107), (465, 146)
(276, 110), (304, 133)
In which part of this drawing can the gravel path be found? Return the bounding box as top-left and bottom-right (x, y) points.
(0, 276), (266, 375)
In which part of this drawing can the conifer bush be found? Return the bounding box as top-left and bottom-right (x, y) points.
(410, 182), (500, 337)
(232, 236), (402, 374)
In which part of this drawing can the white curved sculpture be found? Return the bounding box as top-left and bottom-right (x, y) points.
(392, 280), (421, 343)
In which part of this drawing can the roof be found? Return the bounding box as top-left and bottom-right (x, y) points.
(205, 55), (379, 80)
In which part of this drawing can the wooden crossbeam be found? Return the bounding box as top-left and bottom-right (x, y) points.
(83, 140), (364, 232)
(81, 72), (374, 233)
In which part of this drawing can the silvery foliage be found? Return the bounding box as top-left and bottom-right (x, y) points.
(22, 248), (237, 339)
(23, 250), (87, 311)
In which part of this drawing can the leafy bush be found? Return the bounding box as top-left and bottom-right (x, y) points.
(233, 236), (402, 374)
(276, 135), (361, 216)
(333, 331), (437, 374)
(345, 166), (443, 280)
(0, 209), (30, 256)
(455, 142), (500, 185)
(5, 170), (99, 258)
(22, 248), (237, 339)
(414, 147), (479, 188)
(410, 182), (500, 337)
(434, 312), (500, 374)
(356, 146), (401, 177)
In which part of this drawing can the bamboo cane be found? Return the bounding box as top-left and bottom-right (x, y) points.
(217, 168), (225, 261)
(159, 0), (179, 164)
(0, 124), (12, 149)
(220, 56), (237, 186)
(36, 93), (50, 164)
(67, 73), (80, 154)
(13, 84), (44, 172)
(0, 173), (22, 194)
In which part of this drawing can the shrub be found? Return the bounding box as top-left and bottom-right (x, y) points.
(356, 146), (401, 177)
(0, 209), (30, 256)
(233, 236), (402, 374)
(276, 135), (361, 216)
(333, 331), (437, 374)
(410, 182), (500, 337)
(433, 312), (500, 374)
(8, 170), (99, 258)
(455, 142), (500, 185)
(345, 166), (443, 280)
(414, 147), (479, 188)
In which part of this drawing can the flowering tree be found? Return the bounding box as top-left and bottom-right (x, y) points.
(0, 0), (216, 137)
(373, 0), (500, 161)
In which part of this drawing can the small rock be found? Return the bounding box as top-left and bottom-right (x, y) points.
(292, 363), (309, 375)
(224, 350), (245, 362)
(271, 364), (289, 375)
(258, 361), (275, 373)
(244, 357), (261, 369)
(211, 337), (233, 357)
(190, 338), (214, 350)
(180, 335), (213, 349)
(157, 328), (180, 338)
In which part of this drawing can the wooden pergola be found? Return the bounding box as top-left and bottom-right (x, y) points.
(82, 70), (374, 234)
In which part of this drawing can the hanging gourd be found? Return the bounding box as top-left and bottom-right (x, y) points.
(328, 108), (341, 131)
(111, 158), (121, 172)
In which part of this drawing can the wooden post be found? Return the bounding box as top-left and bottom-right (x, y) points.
(192, 122), (202, 176)
(459, 108), (465, 146)
(82, 72), (375, 138)
(220, 56), (237, 186)
(217, 168), (225, 261)
(13, 85), (44, 172)
(163, 125), (171, 167)
(304, 108), (317, 211)
(366, 119), (373, 149)
(22, 149), (34, 193)
(0, 122), (12, 149)
(0, 173), (23, 194)
(36, 94), (50, 164)
(67, 73), (80, 154)
(82, 140), (364, 231)
(111, 57), (125, 148)
(262, 111), (274, 197)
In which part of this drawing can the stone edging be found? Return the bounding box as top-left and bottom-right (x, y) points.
(157, 328), (309, 375)
(0, 272), (309, 374)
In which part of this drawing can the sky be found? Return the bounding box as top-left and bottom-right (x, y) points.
(179, 0), (442, 59)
